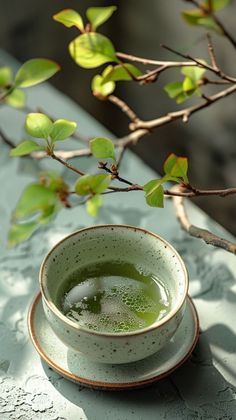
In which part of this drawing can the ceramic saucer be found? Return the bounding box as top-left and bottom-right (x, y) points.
(28, 293), (199, 390)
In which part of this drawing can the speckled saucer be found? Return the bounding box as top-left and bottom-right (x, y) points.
(28, 293), (199, 390)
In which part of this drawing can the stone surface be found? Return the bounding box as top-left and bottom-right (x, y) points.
(0, 51), (236, 419)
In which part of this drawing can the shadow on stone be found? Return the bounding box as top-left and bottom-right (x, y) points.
(41, 331), (236, 419)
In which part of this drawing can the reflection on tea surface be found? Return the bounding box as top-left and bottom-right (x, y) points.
(57, 261), (171, 333)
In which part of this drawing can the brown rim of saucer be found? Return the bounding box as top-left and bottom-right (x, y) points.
(28, 292), (199, 391)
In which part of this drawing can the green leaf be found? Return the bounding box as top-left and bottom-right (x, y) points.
(8, 221), (38, 248)
(90, 137), (115, 161)
(164, 154), (189, 183)
(164, 81), (190, 103)
(15, 58), (60, 88)
(198, 16), (221, 32)
(50, 119), (77, 142)
(86, 6), (117, 30)
(53, 9), (84, 31)
(75, 174), (111, 196)
(8, 202), (59, 247)
(10, 140), (41, 156)
(182, 9), (203, 25)
(143, 179), (164, 208)
(75, 175), (92, 196)
(25, 113), (53, 139)
(182, 9), (221, 32)
(0, 67), (12, 87)
(203, 0), (230, 11)
(89, 174), (111, 193)
(91, 74), (115, 97)
(102, 63), (142, 83)
(181, 62), (206, 82)
(164, 81), (184, 99)
(13, 183), (57, 219)
(86, 194), (103, 217)
(38, 204), (59, 224)
(176, 92), (189, 104)
(69, 33), (118, 69)
(5, 88), (26, 108)
(182, 76), (197, 94)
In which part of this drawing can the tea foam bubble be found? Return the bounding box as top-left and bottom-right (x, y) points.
(57, 261), (171, 333)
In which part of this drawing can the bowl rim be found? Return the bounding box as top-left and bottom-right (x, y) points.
(39, 224), (189, 337)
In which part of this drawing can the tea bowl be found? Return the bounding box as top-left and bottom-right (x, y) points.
(39, 224), (188, 364)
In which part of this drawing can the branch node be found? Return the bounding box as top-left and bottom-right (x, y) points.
(183, 112), (190, 123)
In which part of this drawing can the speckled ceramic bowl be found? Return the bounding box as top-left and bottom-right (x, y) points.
(40, 225), (188, 364)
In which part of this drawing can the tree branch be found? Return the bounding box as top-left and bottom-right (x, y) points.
(213, 14), (236, 50)
(0, 129), (15, 148)
(183, 0), (236, 50)
(98, 161), (135, 186)
(207, 33), (218, 70)
(132, 83), (236, 129)
(108, 95), (140, 122)
(116, 51), (197, 67)
(50, 152), (85, 176)
(0, 87), (14, 102)
(172, 193), (236, 255)
(116, 145), (127, 169)
(127, 40), (236, 85)
(32, 148), (91, 160)
(161, 44), (236, 83)
(100, 183), (236, 198)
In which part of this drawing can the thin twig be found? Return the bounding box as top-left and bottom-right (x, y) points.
(207, 33), (218, 70)
(132, 83), (236, 129)
(212, 14), (236, 50)
(116, 129), (149, 147)
(172, 193), (236, 255)
(165, 186), (236, 198)
(24, 79), (236, 162)
(50, 152), (85, 176)
(116, 145), (127, 169)
(161, 44), (236, 83)
(121, 40), (236, 85)
(0, 129), (15, 148)
(116, 51), (197, 67)
(100, 183), (236, 198)
(200, 78), (231, 85)
(186, 0), (236, 50)
(103, 184), (143, 194)
(30, 130), (149, 161)
(32, 148), (91, 160)
(0, 87), (14, 102)
(108, 95), (140, 122)
(99, 162), (134, 186)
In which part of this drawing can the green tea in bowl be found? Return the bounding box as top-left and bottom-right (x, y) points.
(57, 261), (171, 333)
(40, 225), (188, 364)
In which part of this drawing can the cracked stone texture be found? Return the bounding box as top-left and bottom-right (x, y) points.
(0, 51), (236, 419)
